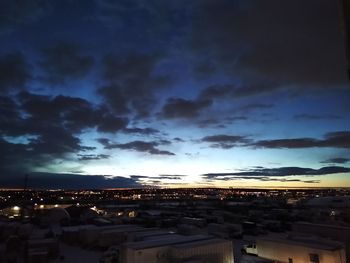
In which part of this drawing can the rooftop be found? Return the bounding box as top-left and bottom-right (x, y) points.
(124, 234), (212, 250)
(172, 238), (230, 249)
(259, 236), (344, 251)
(294, 222), (350, 231)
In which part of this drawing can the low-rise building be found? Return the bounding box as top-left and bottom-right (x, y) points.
(121, 234), (234, 263)
(244, 235), (345, 263)
(293, 222), (350, 263)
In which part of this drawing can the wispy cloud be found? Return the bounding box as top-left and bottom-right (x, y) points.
(201, 134), (249, 149)
(98, 139), (175, 156)
(320, 157), (350, 164)
(202, 166), (350, 183)
(250, 131), (350, 149)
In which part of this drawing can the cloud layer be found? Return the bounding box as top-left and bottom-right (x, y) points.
(252, 131), (350, 149)
(0, 0), (349, 188)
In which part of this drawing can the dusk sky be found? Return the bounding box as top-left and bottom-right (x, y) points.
(0, 0), (350, 189)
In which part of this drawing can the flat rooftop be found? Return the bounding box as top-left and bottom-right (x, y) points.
(81, 224), (137, 232)
(125, 234), (213, 250)
(101, 226), (144, 234)
(172, 238), (230, 249)
(259, 236), (344, 251)
(133, 230), (176, 240)
(294, 222), (350, 231)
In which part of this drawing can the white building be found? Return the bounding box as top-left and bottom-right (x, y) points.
(121, 234), (234, 263)
(293, 222), (350, 263)
(171, 238), (234, 263)
(250, 236), (345, 263)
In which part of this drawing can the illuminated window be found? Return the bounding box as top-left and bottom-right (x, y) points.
(128, 211), (136, 217)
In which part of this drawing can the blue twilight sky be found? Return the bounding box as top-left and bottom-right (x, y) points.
(0, 0), (350, 189)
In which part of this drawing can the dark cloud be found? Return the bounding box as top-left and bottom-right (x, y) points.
(199, 85), (234, 100)
(196, 116), (249, 129)
(129, 174), (184, 186)
(99, 53), (171, 118)
(157, 175), (185, 180)
(147, 180), (162, 184)
(0, 92), (129, 181)
(96, 138), (110, 147)
(157, 139), (172, 145)
(238, 103), (273, 112)
(303, 180), (321, 183)
(95, 112), (128, 133)
(0, 0), (51, 33)
(40, 43), (94, 83)
(294, 114), (342, 120)
(129, 175), (147, 180)
(173, 137), (185, 142)
(114, 141), (175, 155)
(191, 0), (347, 86)
(1, 0), (348, 189)
(0, 172), (141, 189)
(132, 174), (184, 181)
(29, 128), (92, 155)
(252, 131), (350, 149)
(99, 139), (175, 156)
(204, 174), (320, 184)
(0, 134), (90, 180)
(227, 116), (248, 121)
(203, 166), (350, 179)
(199, 83), (279, 101)
(0, 93), (95, 159)
(0, 95), (22, 134)
(17, 92), (128, 134)
(196, 118), (228, 128)
(262, 178), (320, 184)
(123, 127), (160, 135)
(93, 0), (188, 49)
(0, 53), (30, 93)
(77, 154), (110, 161)
(196, 119), (220, 128)
(320, 158), (350, 164)
(0, 138), (32, 174)
(159, 97), (212, 119)
(252, 138), (319, 149)
(201, 134), (249, 149)
(233, 83), (281, 97)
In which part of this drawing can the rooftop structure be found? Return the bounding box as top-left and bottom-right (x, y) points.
(122, 234), (234, 263)
(245, 235), (346, 263)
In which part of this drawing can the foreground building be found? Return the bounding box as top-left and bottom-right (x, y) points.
(293, 222), (350, 263)
(244, 235), (345, 263)
(121, 234), (234, 263)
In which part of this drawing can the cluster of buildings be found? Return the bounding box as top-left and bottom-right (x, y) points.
(0, 220), (234, 262)
(0, 188), (349, 262)
(243, 230), (347, 263)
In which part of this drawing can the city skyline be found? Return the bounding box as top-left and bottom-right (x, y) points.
(0, 0), (350, 189)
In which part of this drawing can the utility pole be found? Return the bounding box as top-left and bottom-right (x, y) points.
(21, 174), (29, 220)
